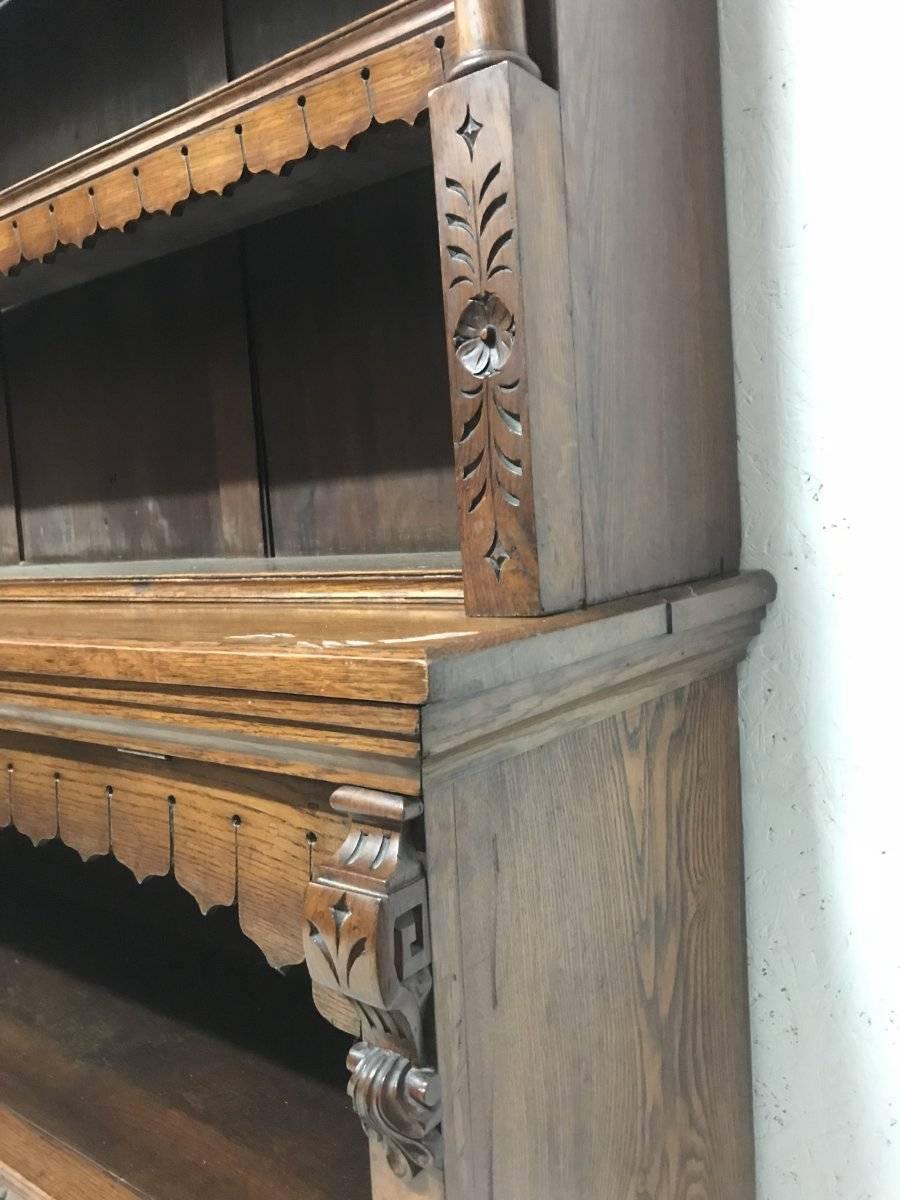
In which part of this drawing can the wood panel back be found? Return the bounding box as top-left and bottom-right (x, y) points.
(223, 0), (385, 75)
(425, 670), (755, 1200)
(0, 0), (227, 192)
(3, 238), (264, 563)
(245, 170), (457, 557)
(554, 0), (741, 601)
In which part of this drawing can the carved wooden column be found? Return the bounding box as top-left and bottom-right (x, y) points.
(450, 0), (539, 79)
(429, 60), (583, 617)
(302, 786), (443, 1185)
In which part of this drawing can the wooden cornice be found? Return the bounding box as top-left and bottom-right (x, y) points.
(0, 0), (455, 276)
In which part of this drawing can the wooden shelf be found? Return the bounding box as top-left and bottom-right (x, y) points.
(0, 0), (454, 306)
(0, 833), (369, 1200)
(0, 573), (774, 704)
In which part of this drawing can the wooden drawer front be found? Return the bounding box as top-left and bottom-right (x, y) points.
(0, 733), (349, 969)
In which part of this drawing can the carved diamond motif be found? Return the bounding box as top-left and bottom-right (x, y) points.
(331, 893), (351, 947)
(486, 532), (511, 578)
(456, 106), (483, 160)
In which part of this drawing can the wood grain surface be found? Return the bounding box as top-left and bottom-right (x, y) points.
(0, 362), (19, 566)
(4, 240), (263, 564)
(553, 0), (741, 602)
(245, 171), (456, 558)
(0, 1108), (144, 1200)
(0, 573), (774, 704)
(425, 671), (756, 1200)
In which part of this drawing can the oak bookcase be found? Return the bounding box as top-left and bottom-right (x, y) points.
(0, 2), (771, 1198)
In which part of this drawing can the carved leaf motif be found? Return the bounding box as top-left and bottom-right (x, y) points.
(347, 1043), (443, 1179)
(441, 106), (528, 582)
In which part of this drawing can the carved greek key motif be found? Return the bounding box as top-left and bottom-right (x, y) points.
(346, 1042), (443, 1179)
(302, 787), (432, 1062)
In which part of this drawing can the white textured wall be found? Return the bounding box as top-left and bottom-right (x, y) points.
(718, 1), (899, 1196)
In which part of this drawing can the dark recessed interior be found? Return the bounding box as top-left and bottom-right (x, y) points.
(0, 827), (369, 1200)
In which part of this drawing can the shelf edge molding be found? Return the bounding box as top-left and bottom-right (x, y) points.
(0, 0), (456, 277)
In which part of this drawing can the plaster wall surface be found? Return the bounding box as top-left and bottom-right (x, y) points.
(718, 1), (899, 1195)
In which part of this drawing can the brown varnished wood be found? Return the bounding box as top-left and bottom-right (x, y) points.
(4, 240), (263, 564)
(0, 559), (464, 605)
(0, 1), (455, 277)
(0, 734), (347, 969)
(245, 172), (457, 558)
(0, 123), (433, 313)
(553, 0), (741, 602)
(0, 1108), (144, 1200)
(0, 573), (774, 705)
(430, 63), (583, 615)
(0, 358), (19, 566)
(0, 838), (370, 1200)
(425, 671), (756, 1200)
(449, 0), (538, 78)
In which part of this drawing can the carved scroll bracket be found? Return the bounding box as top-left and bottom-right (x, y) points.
(302, 785), (432, 1063)
(347, 1042), (443, 1180)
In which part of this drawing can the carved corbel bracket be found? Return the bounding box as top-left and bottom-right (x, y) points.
(303, 786), (443, 1181)
(429, 61), (584, 617)
(302, 786), (433, 1062)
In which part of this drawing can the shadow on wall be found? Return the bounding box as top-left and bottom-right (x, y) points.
(720, 0), (898, 1196)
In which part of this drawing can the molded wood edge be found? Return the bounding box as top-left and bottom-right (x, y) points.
(421, 611), (763, 783)
(0, 702), (422, 795)
(423, 570), (775, 703)
(421, 572), (775, 779)
(0, 1107), (144, 1200)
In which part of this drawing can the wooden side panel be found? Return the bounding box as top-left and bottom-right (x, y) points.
(0, 388), (18, 566)
(0, 0), (226, 192)
(425, 671), (755, 1200)
(4, 239), (264, 564)
(246, 171), (458, 557)
(0, 341), (20, 565)
(430, 63), (583, 615)
(554, 0), (741, 602)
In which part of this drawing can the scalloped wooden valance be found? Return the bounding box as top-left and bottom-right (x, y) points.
(0, 0), (455, 276)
